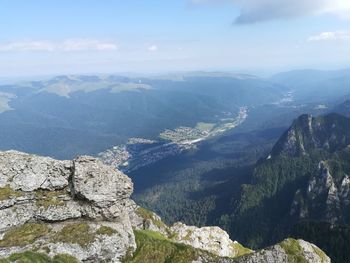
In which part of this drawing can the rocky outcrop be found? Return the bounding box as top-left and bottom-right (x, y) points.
(130, 208), (251, 258)
(233, 239), (330, 263)
(0, 151), (135, 262)
(169, 222), (251, 258)
(130, 210), (330, 263)
(291, 159), (350, 225)
(271, 113), (350, 157)
(0, 150), (331, 263)
(129, 206), (170, 236)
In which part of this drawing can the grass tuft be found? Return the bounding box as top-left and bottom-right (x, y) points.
(280, 239), (308, 263)
(0, 185), (22, 201)
(231, 242), (253, 257)
(0, 251), (80, 263)
(123, 230), (214, 263)
(35, 189), (66, 208)
(135, 207), (168, 230)
(52, 223), (95, 247)
(0, 223), (50, 247)
(96, 225), (117, 236)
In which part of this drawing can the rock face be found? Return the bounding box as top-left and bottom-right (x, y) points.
(0, 151), (136, 262)
(233, 239), (330, 263)
(131, 210), (330, 263)
(272, 113), (350, 157)
(169, 222), (251, 258)
(0, 150), (331, 263)
(291, 159), (350, 224)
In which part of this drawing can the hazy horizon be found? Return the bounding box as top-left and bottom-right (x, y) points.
(2, 0), (350, 78)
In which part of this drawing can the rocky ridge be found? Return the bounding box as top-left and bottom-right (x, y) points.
(271, 114), (350, 224)
(0, 150), (330, 262)
(271, 113), (350, 157)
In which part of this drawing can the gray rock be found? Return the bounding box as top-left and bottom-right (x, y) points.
(73, 156), (133, 208)
(0, 151), (136, 262)
(193, 239), (330, 263)
(0, 151), (71, 191)
(129, 204), (169, 236)
(169, 222), (251, 258)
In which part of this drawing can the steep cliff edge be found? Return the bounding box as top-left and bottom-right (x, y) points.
(0, 151), (330, 262)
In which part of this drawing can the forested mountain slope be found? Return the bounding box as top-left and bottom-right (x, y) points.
(229, 113), (350, 263)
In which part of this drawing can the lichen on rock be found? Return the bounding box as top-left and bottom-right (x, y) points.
(0, 151), (136, 262)
(168, 222), (252, 258)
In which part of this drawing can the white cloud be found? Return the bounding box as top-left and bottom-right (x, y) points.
(308, 31), (350, 42)
(191, 0), (350, 24)
(148, 45), (158, 52)
(0, 41), (55, 52)
(323, 0), (350, 19)
(0, 39), (118, 52)
(61, 39), (118, 51)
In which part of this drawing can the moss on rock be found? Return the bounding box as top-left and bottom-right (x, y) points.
(280, 239), (307, 263)
(312, 245), (329, 263)
(0, 251), (79, 263)
(52, 254), (81, 263)
(96, 225), (117, 236)
(52, 223), (96, 247)
(0, 185), (22, 201)
(136, 207), (168, 230)
(35, 189), (66, 208)
(0, 223), (50, 247)
(123, 230), (220, 263)
(230, 242), (253, 257)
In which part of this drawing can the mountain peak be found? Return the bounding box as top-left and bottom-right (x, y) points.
(271, 113), (350, 157)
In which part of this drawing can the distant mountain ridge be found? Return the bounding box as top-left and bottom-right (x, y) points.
(0, 74), (282, 159)
(333, 99), (350, 116)
(270, 68), (350, 102)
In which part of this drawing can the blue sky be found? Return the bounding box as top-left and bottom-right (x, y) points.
(1, 0), (350, 77)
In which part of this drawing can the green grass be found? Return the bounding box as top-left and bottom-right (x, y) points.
(231, 242), (253, 257)
(279, 239), (308, 263)
(135, 207), (168, 230)
(52, 254), (80, 263)
(52, 223), (95, 247)
(312, 246), (329, 263)
(35, 189), (66, 208)
(0, 185), (22, 201)
(52, 223), (119, 247)
(0, 251), (79, 263)
(123, 230), (202, 263)
(96, 226), (117, 236)
(0, 223), (50, 247)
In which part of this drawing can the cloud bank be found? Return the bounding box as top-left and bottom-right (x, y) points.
(191, 0), (350, 24)
(308, 31), (350, 42)
(0, 39), (118, 52)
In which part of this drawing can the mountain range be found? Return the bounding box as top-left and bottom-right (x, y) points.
(1, 69), (350, 262)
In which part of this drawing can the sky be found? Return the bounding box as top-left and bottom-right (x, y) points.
(1, 0), (350, 78)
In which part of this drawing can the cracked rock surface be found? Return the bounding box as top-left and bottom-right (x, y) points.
(0, 151), (135, 262)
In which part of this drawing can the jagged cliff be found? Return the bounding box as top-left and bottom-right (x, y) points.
(271, 113), (350, 224)
(0, 150), (330, 262)
(228, 113), (350, 262)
